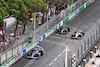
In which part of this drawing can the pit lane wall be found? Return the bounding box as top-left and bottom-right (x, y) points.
(0, 0), (93, 67)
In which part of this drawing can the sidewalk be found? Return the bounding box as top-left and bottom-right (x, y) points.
(85, 48), (100, 67)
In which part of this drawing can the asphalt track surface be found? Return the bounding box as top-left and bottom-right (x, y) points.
(11, 0), (100, 67)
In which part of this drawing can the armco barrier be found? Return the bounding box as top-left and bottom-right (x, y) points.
(0, 0), (92, 67)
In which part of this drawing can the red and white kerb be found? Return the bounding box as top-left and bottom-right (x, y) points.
(72, 53), (76, 65)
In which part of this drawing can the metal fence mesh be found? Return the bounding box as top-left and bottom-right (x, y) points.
(0, 0), (86, 65)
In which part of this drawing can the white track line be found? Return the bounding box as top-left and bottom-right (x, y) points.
(24, 51), (46, 67)
(49, 62), (53, 66)
(24, 60), (36, 67)
(54, 58), (58, 61)
(48, 48), (66, 66)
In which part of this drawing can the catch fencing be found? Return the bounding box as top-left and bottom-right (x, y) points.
(0, 0), (92, 67)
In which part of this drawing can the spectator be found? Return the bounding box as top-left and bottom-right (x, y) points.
(38, 16), (42, 26)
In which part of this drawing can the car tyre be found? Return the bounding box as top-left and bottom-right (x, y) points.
(36, 57), (39, 60)
(39, 51), (43, 56)
(82, 33), (84, 35)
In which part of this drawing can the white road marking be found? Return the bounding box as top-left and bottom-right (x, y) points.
(49, 36), (62, 39)
(54, 58), (58, 61)
(58, 53), (62, 57)
(48, 48), (67, 66)
(49, 62), (53, 66)
(63, 50), (66, 53)
(71, 40), (85, 45)
(24, 60), (36, 67)
(45, 39), (51, 42)
(24, 51), (46, 67)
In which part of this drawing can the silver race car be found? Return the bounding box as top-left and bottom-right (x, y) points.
(55, 26), (70, 35)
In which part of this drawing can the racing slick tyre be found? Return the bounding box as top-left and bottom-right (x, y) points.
(71, 35), (75, 39)
(78, 35), (81, 37)
(82, 33), (84, 35)
(74, 32), (76, 33)
(71, 37), (73, 39)
(39, 51), (43, 56)
(36, 57), (39, 60)
(25, 54), (27, 58)
(35, 54), (39, 60)
(67, 28), (70, 32)
(27, 51), (32, 56)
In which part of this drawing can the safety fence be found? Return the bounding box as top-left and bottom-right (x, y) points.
(0, 0), (92, 67)
(70, 21), (100, 67)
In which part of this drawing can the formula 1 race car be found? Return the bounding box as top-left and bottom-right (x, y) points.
(71, 30), (84, 39)
(26, 45), (44, 60)
(55, 26), (70, 35)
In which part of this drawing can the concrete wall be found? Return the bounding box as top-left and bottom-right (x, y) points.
(7, 50), (12, 60)
(18, 45), (22, 53)
(23, 43), (27, 49)
(13, 47), (17, 56)
(1, 53), (6, 64)
(0, 42), (27, 65)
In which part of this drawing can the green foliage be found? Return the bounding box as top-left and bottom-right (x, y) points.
(0, 0), (8, 27)
(0, 16), (4, 27)
(0, 0), (8, 17)
(22, 0), (48, 12)
(50, 0), (71, 4)
(0, 0), (48, 27)
(6, 0), (28, 21)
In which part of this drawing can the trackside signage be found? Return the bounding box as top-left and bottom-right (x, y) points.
(84, 2), (86, 8)
(25, 39), (38, 53)
(45, 27), (55, 38)
(16, 49), (26, 59)
(68, 11), (76, 20)
(39, 34), (45, 43)
(0, 0), (91, 67)
(61, 21), (63, 26)
(76, 8), (80, 14)
(1, 56), (17, 67)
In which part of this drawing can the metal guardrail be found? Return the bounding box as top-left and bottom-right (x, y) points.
(0, 0), (92, 67)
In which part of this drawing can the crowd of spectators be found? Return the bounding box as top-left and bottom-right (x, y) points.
(0, 32), (24, 53)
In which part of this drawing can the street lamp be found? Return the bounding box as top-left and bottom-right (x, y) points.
(29, 12), (36, 41)
(34, 12), (36, 41)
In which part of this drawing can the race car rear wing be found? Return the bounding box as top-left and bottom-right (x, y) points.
(77, 30), (83, 32)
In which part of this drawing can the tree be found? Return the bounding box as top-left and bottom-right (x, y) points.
(22, 0), (48, 12)
(5, 0), (28, 37)
(36, 0), (48, 24)
(0, 0), (9, 40)
(0, 0), (8, 27)
(0, 16), (4, 27)
(22, 0), (48, 32)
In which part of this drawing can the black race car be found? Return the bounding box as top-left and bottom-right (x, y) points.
(71, 30), (84, 39)
(55, 26), (70, 35)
